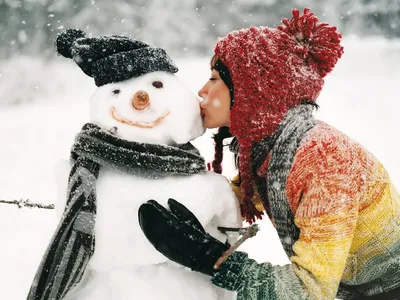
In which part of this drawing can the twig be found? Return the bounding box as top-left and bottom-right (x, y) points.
(0, 199), (55, 210)
(214, 224), (260, 269)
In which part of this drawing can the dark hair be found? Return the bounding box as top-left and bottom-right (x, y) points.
(209, 55), (236, 175)
(210, 126), (232, 174)
(210, 55), (234, 108)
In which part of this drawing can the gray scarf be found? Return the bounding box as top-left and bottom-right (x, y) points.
(229, 104), (316, 255)
(27, 123), (206, 300)
(251, 104), (317, 256)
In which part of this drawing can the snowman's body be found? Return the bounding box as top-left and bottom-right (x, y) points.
(56, 162), (240, 300)
(53, 71), (241, 300)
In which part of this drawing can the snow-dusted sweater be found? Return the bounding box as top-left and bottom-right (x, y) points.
(212, 120), (400, 299)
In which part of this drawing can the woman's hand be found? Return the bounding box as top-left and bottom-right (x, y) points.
(138, 198), (229, 276)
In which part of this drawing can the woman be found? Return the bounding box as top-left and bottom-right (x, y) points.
(139, 8), (400, 300)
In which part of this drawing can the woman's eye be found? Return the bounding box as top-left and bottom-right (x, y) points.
(152, 81), (163, 89)
(112, 89), (120, 95)
(209, 77), (217, 81)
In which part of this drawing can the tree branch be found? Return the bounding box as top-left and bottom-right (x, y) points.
(214, 224), (260, 269)
(0, 199), (54, 209)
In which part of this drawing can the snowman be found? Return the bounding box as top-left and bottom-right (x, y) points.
(27, 29), (241, 300)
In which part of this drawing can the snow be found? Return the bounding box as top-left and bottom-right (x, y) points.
(212, 99), (222, 108)
(23, 62), (237, 299)
(0, 37), (399, 299)
(58, 168), (240, 300)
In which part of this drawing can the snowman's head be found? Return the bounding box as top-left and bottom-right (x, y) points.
(89, 71), (205, 145)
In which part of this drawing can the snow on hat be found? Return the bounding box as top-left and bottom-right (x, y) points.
(56, 29), (178, 86)
(214, 8), (344, 223)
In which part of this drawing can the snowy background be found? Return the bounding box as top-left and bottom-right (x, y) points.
(1, 0), (399, 59)
(1, 38), (399, 299)
(1, 1), (400, 299)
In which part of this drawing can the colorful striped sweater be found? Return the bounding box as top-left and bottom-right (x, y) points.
(212, 121), (400, 299)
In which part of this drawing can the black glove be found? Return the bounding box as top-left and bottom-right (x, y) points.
(138, 198), (229, 276)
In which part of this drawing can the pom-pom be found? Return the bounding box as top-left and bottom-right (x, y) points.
(56, 28), (86, 58)
(278, 8), (344, 77)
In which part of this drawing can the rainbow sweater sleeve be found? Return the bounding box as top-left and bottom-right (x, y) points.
(212, 122), (400, 299)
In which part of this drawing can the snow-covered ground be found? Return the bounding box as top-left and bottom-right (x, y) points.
(1, 37), (399, 299)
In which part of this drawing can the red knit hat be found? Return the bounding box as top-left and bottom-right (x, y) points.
(214, 8), (344, 223)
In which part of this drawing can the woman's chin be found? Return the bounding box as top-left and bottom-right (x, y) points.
(203, 119), (216, 129)
(202, 115), (229, 129)
(202, 116), (229, 129)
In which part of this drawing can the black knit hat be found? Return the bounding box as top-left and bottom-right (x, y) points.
(56, 29), (178, 86)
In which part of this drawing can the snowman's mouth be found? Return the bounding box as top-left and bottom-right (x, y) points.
(110, 106), (170, 129)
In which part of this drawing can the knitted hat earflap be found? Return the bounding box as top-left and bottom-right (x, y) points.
(238, 141), (264, 224)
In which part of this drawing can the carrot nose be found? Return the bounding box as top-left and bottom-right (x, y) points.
(132, 90), (150, 110)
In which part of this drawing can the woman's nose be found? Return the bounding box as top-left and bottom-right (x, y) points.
(198, 84), (207, 99)
(198, 93), (207, 110)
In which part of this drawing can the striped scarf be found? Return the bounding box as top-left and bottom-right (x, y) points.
(27, 123), (206, 300)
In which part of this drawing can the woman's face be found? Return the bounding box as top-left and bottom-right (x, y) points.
(198, 68), (231, 129)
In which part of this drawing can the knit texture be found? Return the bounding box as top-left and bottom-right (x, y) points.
(213, 114), (400, 299)
(56, 29), (178, 86)
(212, 252), (307, 299)
(27, 123), (206, 300)
(214, 8), (343, 223)
(70, 123), (206, 178)
(238, 104), (316, 224)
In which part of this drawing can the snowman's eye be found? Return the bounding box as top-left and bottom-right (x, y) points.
(152, 81), (163, 89)
(112, 89), (120, 95)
